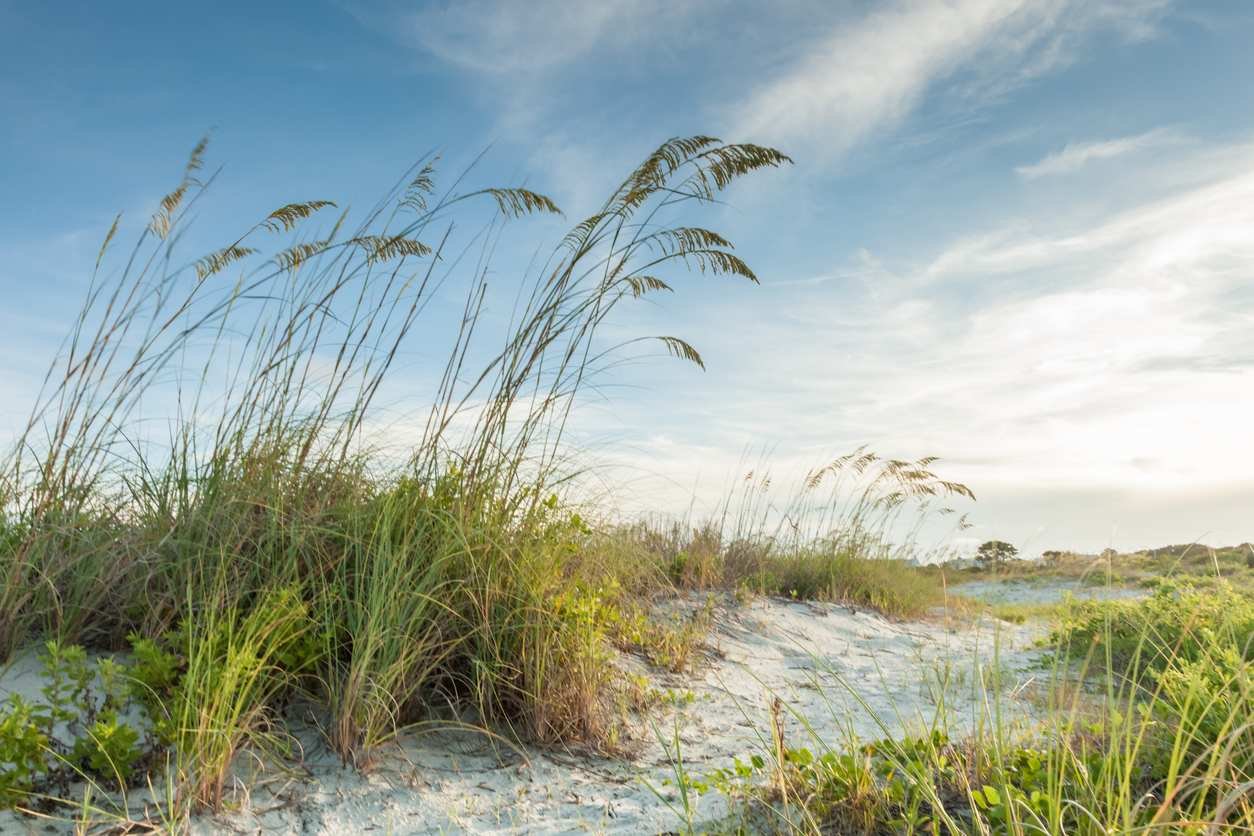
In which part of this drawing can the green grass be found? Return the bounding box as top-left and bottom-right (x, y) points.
(743, 549), (944, 618)
(985, 600), (1065, 624)
(677, 581), (1254, 834)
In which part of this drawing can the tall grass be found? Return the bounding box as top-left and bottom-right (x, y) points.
(621, 450), (974, 618)
(0, 135), (793, 808)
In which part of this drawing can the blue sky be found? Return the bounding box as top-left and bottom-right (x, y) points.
(2, 0), (1253, 552)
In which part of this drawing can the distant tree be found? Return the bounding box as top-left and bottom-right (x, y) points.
(976, 540), (1018, 571)
(1041, 550), (1064, 562)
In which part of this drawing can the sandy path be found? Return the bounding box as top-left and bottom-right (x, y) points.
(0, 595), (1049, 834)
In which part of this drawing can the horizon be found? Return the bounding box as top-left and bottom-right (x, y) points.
(3, 0), (1253, 553)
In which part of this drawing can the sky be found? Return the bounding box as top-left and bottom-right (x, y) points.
(2, 0), (1253, 554)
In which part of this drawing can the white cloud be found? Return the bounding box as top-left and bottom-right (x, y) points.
(1016, 127), (1185, 178)
(851, 148), (1254, 493)
(728, 0), (1171, 162)
(927, 146), (1254, 282)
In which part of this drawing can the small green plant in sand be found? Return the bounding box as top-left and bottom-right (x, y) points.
(0, 640), (166, 811)
(0, 695), (46, 809)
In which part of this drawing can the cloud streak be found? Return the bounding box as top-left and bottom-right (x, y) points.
(1016, 127), (1185, 178)
(727, 0), (1171, 164)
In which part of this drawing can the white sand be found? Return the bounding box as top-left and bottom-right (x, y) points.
(1, 595), (1051, 834)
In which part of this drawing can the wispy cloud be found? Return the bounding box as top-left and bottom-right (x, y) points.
(871, 145), (1254, 492)
(1016, 127), (1185, 178)
(727, 0), (1171, 163)
(928, 144), (1254, 282)
(343, 0), (689, 74)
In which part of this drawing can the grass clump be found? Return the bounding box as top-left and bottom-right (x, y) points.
(986, 601), (1063, 624)
(617, 451), (973, 621)
(166, 582), (313, 810)
(751, 550), (942, 618)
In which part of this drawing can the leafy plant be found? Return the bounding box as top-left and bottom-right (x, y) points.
(0, 643), (160, 810)
(0, 695), (47, 808)
(39, 641), (93, 727)
(71, 711), (142, 782)
(126, 633), (182, 708)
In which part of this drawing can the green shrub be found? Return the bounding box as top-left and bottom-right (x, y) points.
(1051, 580), (1254, 676)
(70, 711), (142, 782)
(39, 641), (93, 727)
(1158, 641), (1248, 752)
(0, 695), (47, 808)
(0, 642), (160, 810)
(126, 633), (182, 709)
